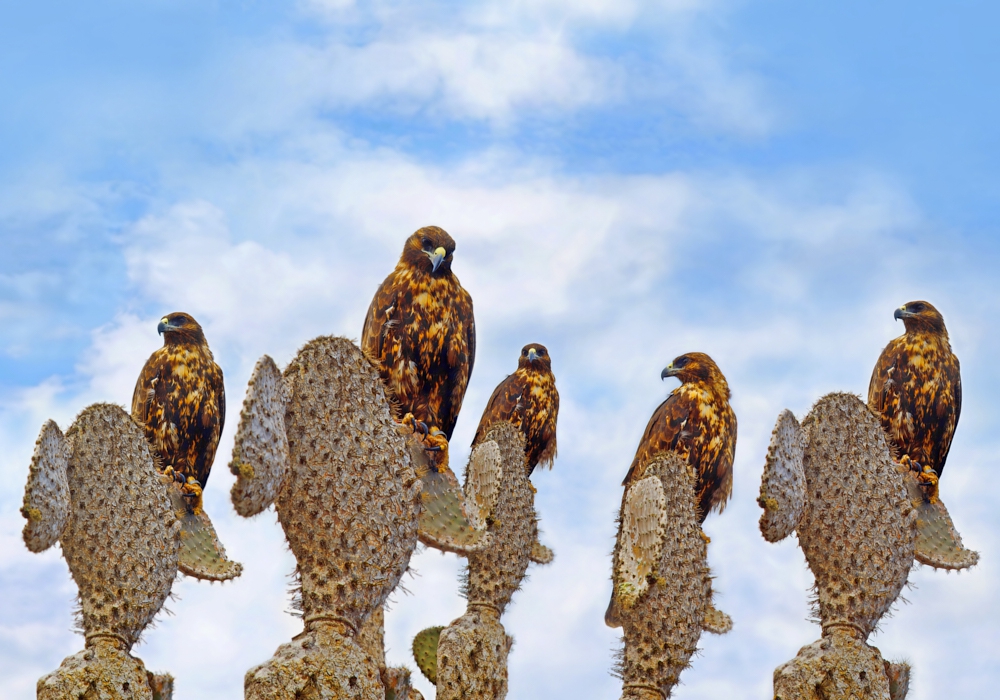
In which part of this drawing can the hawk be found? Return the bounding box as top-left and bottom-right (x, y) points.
(868, 300), (961, 498)
(131, 312), (225, 509)
(623, 352), (736, 523)
(361, 226), (476, 440)
(472, 343), (559, 475)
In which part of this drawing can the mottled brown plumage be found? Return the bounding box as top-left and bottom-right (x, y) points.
(361, 226), (476, 439)
(623, 352), (736, 523)
(473, 343), (559, 475)
(131, 312), (225, 492)
(868, 300), (961, 479)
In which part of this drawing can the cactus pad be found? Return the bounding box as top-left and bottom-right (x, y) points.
(230, 354), (290, 517)
(418, 466), (490, 555)
(529, 540), (554, 565)
(465, 440), (502, 530)
(610, 452), (714, 698)
(903, 472), (979, 571)
(21, 419), (71, 553)
(758, 409), (807, 543)
(614, 475), (668, 611)
(60, 404), (180, 650)
(796, 393), (916, 637)
(412, 626), (443, 684)
(885, 660), (910, 700)
(702, 604), (733, 635)
(167, 481), (242, 581)
(242, 336), (422, 700)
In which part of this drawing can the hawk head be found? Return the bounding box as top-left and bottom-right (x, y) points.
(158, 312), (207, 346)
(661, 352), (731, 398)
(400, 226), (457, 275)
(518, 343), (552, 372)
(894, 300), (948, 336)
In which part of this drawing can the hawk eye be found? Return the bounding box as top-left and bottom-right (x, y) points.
(421, 237), (432, 249)
(522, 348), (528, 356)
(911, 303), (925, 312)
(675, 357), (689, 368)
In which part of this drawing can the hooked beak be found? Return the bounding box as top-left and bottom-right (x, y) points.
(157, 318), (170, 335)
(427, 246), (447, 273)
(894, 307), (908, 321)
(528, 348), (539, 362)
(661, 364), (677, 380)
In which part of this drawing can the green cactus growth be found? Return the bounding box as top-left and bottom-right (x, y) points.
(230, 337), (425, 700)
(21, 405), (180, 700)
(605, 451), (730, 699)
(412, 626), (444, 684)
(758, 393), (979, 700)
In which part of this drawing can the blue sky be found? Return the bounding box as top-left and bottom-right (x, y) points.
(2, 1), (999, 698)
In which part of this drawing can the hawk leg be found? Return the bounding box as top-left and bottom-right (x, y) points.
(901, 455), (940, 504)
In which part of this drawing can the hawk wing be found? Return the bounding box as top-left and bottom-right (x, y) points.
(868, 337), (961, 476)
(131, 346), (225, 489)
(624, 388), (735, 522)
(472, 372), (525, 449)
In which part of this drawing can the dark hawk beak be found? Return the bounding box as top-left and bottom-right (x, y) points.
(894, 307), (907, 321)
(157, 319), (169, 335)
(528, 348), (539, 362)
(661, 363), (677, 380)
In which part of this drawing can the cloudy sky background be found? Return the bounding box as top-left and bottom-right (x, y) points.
(2, 1), (999, 697)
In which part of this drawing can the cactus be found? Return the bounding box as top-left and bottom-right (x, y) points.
(232, 337), (422, 700)
(606, 452), (722, 699)
(429, 421), (551, 700)
(412, 626), (444, 684)
(760, 393), (978, 700)
(21, 404), (180, 699)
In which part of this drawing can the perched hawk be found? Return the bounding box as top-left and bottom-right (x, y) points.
(623, 352), (736, 523)
(472, 343), (559, 475)
(868, 300), (961, 495)
(131, 312), (225, 507)
(361, 226), (476, 439)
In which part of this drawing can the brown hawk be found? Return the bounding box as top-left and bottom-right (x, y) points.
(361, 226), (476, 439)
(623, 352), (737, 523)
(472, 343), (559, 475)
(131, 312), (225, 509)
(868, 300), (961, 498)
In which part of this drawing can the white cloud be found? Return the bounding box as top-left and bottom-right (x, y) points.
(278, 0), (773, 132)
(5, 139), (998, 700)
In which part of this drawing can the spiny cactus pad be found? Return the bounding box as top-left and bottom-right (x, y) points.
(60, 404), (180, 650)
(902, 471), (979, 571)
(412, 626), (443, 684)
(418, 466), (490, 554)
(702, 604), (734, 635)
(796, 393), (915, 638)
(758, 409), (807, 543)
(614, 475), (668, 611)
(610, 452), (715, 699)
(465, 440), (502, 530)
(529, 540), (554, 565)
(435, 423), (535, 700)
(382, 666), (423, 700)
(167, 481), (242, 581)
(230, 354), (290, 517)
(885, 660), (910, 700)
(21, 419), (71, 553)
(243, 336), (421, 700)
